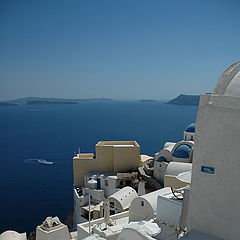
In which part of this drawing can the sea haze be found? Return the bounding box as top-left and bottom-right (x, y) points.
(0, 101), (198, 233)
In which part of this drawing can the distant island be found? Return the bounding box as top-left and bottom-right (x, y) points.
(140, 99), (158, 103)
(27, 100), (77, 105)
(0, 96), (201, 107)
(0, 102), (18, 107)
(167, 94), (200, 105)
(0, 97), (114, 106)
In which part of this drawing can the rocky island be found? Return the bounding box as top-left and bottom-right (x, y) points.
(27, 100), (77, 105)
(0, 97), (114, 106)
(167, 94), (200, 105)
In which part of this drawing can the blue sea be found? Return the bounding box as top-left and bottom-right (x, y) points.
(0, 102), (198, 233)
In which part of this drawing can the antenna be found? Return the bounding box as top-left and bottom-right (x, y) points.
(78, 147), (80, 154)
(104, 200), (110, 226)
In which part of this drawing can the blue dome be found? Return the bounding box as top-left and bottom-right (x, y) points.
(172, 144), (191, 158)
(157, 156), (169, 162)
(185, 123), (196, 133)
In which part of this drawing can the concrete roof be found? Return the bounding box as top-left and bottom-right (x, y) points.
(131, 187), (172, 212)
(165, 162), (192, 177)
(108, 187), (138, 210)
(123, 221), (161, 237)
(140, 155), (154, 162)
(163, 142), (176, 151)
(179, 230), (224, 240)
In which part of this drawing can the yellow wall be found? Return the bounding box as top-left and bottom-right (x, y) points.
(73, 157), (99, 185)
(73, 141), (141, 186)
(113, 146), (140, 172)
(96, 145), (114, 172)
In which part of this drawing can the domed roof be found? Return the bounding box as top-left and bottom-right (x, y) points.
(172, 144), (191, 158)
(185, 123), (196, 133)
(213, 62), (240, 96)
(0, 230), (26, 240)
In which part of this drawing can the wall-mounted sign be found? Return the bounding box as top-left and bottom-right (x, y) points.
(201, 166), (215, 174)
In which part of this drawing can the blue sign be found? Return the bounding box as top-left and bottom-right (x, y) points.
(201, 166), (215, 174)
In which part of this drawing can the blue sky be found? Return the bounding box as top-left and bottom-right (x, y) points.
(0, 0), (240, 100)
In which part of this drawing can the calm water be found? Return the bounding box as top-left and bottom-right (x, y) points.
(0, 102), (198, 233)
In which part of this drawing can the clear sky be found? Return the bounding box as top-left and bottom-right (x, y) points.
(0, 0), (240, 100)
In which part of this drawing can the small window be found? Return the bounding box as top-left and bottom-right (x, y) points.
(141, 201), (144, 207)
(105, 180), (108, 186)
(110, 210), (115, 215)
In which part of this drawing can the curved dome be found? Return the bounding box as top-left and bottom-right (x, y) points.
(185, 123), (196, 133)
(213, 62), (240, 96)
(156, 156), (169, 162)
(172, 144), (191, 158)
(0, 230), (26, 240)
(108, 187), (138, 210)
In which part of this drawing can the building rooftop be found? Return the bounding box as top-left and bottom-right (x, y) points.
(96, 141), (139, 147)
(179, 230), (224, 240)
(172, 144), (191, 159)
(185, 123), (196, 133)
(78, 211), (129, 238)
(74, 153), (95, 160)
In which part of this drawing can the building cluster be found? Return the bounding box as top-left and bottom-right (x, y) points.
(1, 62), (240, 240)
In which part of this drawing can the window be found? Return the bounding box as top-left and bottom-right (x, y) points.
(110, 210), (115, 215)
(105, 180), (108, 186)
(141, 201), (144, 207)
(110, 201), (115, 208)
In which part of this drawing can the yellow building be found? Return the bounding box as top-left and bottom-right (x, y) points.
(73, 141), (141, 186)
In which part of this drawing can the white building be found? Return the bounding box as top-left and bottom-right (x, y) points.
(180, 62), (240, 240)
(129, 188), (172, 222)
(117, 221), (161, 240)
(107, 187), (138, 215)
(3, 62), (240, 240)
(77, 211), (129, 240)
(36, 217), (71, 240)
(153, 124), (195, 185)
(73, 171), (139, 228)
(164, 162), (192, 189)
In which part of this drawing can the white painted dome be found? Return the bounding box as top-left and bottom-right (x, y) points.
(0, 230), (26, 240)
(213, 62), (240, 96)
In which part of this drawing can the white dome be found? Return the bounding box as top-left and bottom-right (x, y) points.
(0, 230), (26, 240)
(213, 62), (240, 96)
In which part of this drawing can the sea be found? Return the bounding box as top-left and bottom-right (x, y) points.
(0, 101), (198, 233)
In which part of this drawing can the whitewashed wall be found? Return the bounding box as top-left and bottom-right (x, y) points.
(189, 94), (240, 240)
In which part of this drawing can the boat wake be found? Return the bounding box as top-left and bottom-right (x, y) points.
(24, 158), (55, 165)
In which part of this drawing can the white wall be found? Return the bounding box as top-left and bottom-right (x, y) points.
(189, 94), (240, 240)
(129, 188), (172, 222)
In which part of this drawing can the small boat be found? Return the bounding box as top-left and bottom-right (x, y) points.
(24, 158), (55, 165)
